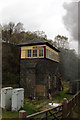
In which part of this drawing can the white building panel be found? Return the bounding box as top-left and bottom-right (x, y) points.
(12, 88), (24, 111)
(1, 87), (13, 110)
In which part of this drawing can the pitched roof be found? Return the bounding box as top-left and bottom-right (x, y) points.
(18, 38), (46, 46)
(18, 38), (60, 52)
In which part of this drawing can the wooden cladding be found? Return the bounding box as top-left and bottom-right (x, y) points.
(21, 45), (44, 58)
(21, 45), (59, 62)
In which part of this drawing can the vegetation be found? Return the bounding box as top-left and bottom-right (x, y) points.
(2, 110), (18, 119)
(1, 21), (80, 118)
(1, 22), (80, 85)
(53, 34), (79, 81)
(2, 42), (20, 87)
(2, 81), (73, 118)
(2, 22), (47, 44)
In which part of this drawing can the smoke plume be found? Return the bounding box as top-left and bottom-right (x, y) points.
(63, 2), (78, 41)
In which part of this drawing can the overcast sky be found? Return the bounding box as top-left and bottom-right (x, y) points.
(0, 0), (79, 52)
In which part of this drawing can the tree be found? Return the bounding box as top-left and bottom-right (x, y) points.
(2, 22), (24, 44)
(8, 22), (15, 35)
(2, 22), (15, 43)
(2, 22), (49, 44)
(34, 31), (47, 40)
(14, 22), (24, 33)
(2, 42), (20, 85)
(3, 22), (15, 35)
(53, 35), (79, 81)
(54, 35), (69, 49)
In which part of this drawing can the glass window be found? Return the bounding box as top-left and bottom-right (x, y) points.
(39, 49), (43, 57)
(33, 49), (37, 57)
(21, 50), (26, 58)
(28, 49), (31, 57)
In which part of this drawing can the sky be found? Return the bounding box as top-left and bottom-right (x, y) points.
(0, 0), (79, 52)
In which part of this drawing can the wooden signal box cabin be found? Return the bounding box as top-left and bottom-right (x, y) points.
(18, 39), (60, 99)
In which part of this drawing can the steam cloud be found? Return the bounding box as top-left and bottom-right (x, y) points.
(63, 2), (78, 41)
(78, 2), (80, 56)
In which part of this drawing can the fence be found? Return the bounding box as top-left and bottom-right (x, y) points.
(19, 104), (63, 120)
(62, 90), (80, 118)
(19, 91), (80, 120)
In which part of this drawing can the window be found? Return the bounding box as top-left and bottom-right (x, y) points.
(21, 50), (26, 58)
(39, 49), (43, 57)
(28, 49), (31, 57)
(33, 49), (37, 57)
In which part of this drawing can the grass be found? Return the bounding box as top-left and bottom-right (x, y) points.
(2, 99), (40, 119)
(2, 81), (73, 119)
(22, 99), (40, 115)
(2, 110), (18, 118)
(51, 81), (73, 103)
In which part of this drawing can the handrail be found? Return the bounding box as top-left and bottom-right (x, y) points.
(66, 91), (80, 117)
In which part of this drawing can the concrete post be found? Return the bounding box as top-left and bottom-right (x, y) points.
(19, 110), (27, 119)
(62, 98), (68, 118)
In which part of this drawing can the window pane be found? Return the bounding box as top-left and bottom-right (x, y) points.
(39, 49), (43, 57)
(33, 49), (37, 57)
(21, 50), (26, 58)
(28, 49), (31, 57)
